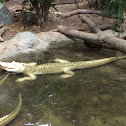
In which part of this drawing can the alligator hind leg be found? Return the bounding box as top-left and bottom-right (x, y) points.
(60, 67), (75, 79)
(16, 73), (37, 82)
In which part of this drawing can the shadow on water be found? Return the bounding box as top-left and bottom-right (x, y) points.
(0, 43), (126, 126)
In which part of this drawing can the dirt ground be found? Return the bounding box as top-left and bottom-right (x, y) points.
(2, 1), (126, 41)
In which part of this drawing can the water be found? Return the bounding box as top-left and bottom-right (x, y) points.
(0, 44), (126, 126)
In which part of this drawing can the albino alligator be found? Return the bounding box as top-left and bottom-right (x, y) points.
(0, 56), (126, 82)
(0, 94), (22, 126)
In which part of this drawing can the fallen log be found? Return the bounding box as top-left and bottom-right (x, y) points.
(57, 25), (98, 41)
(55, 9), (104, 18)
(57, 25), (126, 53)
(120, 32), (126, 39)
(54, 9), (123, 19)
(78, 14), (102, 49)
(50, 24), (113, 32)
(78, 14), (102, 33)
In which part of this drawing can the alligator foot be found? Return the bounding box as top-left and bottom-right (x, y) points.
(16, 78), (28, 82)
(60, 74), (74, 79)
(60, 67), (75, 79)
(16, 73), (37, 82)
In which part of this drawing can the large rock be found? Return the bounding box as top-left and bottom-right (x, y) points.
(12, 32), (40, 50)
(0, 3), (13, 24)
(102, 29), (119, 37)
(36, 32), (73, 49)
(0, 31), (73, 61)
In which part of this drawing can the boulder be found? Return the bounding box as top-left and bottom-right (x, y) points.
(0, 31), (73, 61)
(102, 29), (119, 37)
(0, 3), (13, 24)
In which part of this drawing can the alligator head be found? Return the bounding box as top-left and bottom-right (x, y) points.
(0, 61), (25, 73)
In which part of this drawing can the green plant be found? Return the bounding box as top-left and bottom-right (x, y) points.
(96, 0), (126, 28)
(0, 0), (3, 3)
(23, 0), (57, 26)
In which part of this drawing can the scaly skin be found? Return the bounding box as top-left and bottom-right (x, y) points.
(0, 56), (126, 82)
(0, 94), (22, 126)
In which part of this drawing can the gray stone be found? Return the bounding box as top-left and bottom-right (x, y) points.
(0, 31), (73, 61)
(0, 3), (13, 24)
(36, 32), (73, 44)
(14, 32), (40, 50)
(102, 29), (119, 37)
(36, 32), (73, 48)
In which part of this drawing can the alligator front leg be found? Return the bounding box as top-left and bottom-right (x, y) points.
(16, 73), (37, 82)
(60, 67), (75, 79)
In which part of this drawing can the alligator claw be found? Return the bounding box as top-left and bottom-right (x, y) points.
(16, 78), (25, 82)
(60, 74), (73, 79)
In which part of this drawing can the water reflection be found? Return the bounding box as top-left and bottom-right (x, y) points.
(0, 45), (126, 126)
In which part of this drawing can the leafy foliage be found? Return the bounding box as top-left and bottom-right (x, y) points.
(23, 0), (56, 26)
(96, 0), (126, 28)
(0, 0), (3, 3)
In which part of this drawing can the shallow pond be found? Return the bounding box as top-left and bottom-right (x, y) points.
(0, 43), (126, 126)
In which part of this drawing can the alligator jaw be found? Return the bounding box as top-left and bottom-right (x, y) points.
(0, 62), (15, 69)
(0, 61), (25, 73)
